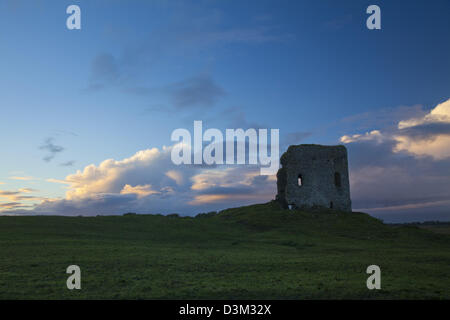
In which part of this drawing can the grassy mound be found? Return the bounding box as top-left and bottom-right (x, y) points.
(0, 202), (449, 299)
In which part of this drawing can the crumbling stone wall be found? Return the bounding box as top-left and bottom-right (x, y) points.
(276, 144), (352, 212)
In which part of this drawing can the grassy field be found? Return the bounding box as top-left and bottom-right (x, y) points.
(0, 201), (449, 299)
(416, 223), (450, 235)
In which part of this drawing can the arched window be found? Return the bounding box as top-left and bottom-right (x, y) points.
(330, 201), (334, 209)
(298, 174), (303, 187)
(334, 172), (341, 187)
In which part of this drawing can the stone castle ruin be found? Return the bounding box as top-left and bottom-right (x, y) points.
(276, 144), (352, 212)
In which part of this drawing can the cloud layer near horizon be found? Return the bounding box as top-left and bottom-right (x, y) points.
(2, 146), (276, 216)
(2, 99), (450, 222)
(341, 98), (450, 222)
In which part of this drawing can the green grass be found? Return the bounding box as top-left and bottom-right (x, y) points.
(417, 223), (450, 235)
(0, 201), (449, 299)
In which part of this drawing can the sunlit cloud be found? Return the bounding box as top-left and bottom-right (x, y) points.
(0, 202), (33, 209)
(340, 130), (384, 144)
(9, 176), (36, 181)
(0, 190), (20, 197)
(120, 184), (160, 198)
(46, 178), (71, 184)
(0, 188), (45, 203)
(18, 188), (37, 193)
(165, 170), (184, 185)
(342, 98), (450, 160)
(0, 188), (46, 212)
(63, 147), (166, 200)
(188, 193), (270, 205)
(191, 170), (229, 191)
(339, 99), (450, 220)
(0, 142), (277, 215)
(398, 99), (450, 129)
(393, 99), (450, 159)
(190, 168), (264, 191)
(393, 135), (450, 159)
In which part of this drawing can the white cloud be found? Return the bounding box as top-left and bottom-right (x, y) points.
(46, 178), (71, 184)
(63, 148), (170, 200)
(340, 130), (384, 144)
(9, 176), (36, 181)
(18, 188), (37, 193)
(342, 98), (450, 160)
(191, 169), (230, 191)
(165, 170), (184, 185)
(393, 135), (450, 159)
(2, 145), (276, 215)
(188, 193), (269, 205)
(393, 99), (450, 159)
(120, 184), (160, 198)
(398, 99), (450, 129)
(0, 188), (46, 203)
(340, 99), (450, 220)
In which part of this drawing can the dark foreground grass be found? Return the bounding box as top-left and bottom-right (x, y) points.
(0, 202), (449, 299)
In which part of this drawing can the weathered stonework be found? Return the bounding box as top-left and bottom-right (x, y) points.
(276, 144), (352, 212)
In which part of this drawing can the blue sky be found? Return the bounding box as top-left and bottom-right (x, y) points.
(1, 0), (450, 222)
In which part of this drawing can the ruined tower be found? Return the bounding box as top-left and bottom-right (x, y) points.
(276, 144), (352, 212)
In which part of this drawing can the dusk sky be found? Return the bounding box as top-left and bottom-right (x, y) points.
(1, 0), (450, 222)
